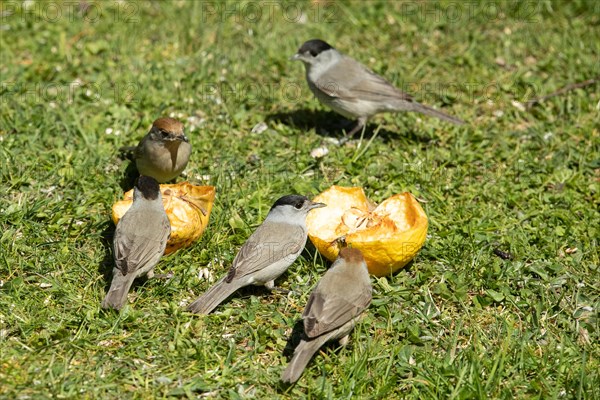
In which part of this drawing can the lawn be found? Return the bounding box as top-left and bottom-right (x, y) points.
(1, 0), (599, 398)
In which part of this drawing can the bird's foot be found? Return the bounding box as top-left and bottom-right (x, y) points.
(265, 280), (292, 295)
(270, 287), (292, 295)
(150, 271), (174, 280)
(339, 335), (350, 347)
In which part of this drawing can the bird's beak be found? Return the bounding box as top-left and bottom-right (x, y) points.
(289, 53), (300, 61)
(167, 133), (187, 142)
(308, 201), (326, 210)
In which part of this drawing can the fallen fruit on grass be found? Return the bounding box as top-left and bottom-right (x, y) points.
(306, 186), (428, 277)
(112, 182), (215, 255)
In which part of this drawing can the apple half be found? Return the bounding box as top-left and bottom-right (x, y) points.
(306, 186), (428, 276)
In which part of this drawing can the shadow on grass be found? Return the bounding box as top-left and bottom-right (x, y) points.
(282, 319), (306, 359)
(267, 108), (436, 144)
(98, 222), (116, 294)
(118, 149), (138, 192)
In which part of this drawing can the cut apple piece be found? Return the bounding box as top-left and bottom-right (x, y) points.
(307, 186), (428, 276)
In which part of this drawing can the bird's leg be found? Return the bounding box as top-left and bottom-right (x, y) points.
(340, 117), (367, 144)
(148, 270), (174, 280)
(265, 280), (291, 294)
(339, 335), (350, 347)
(347, 117), (367, 137)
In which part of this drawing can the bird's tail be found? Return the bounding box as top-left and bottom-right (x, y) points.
(411, 102), (465, 125)
(187, 277), (245, 315)
(102, 271), (136, 310)
(281, 336), (329, 384)
(119, 145), (137, 153)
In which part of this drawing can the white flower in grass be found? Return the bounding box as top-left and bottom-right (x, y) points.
(197, 267), (213, 281)
(187, 115), (205, 131)
(251, 121), (268, 134)
(310, 146), (329, 159)
(324, 137), (341, 145)
(511, 100), (526, 112)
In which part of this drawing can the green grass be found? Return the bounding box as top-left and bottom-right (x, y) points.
(1, 0), (599, 398)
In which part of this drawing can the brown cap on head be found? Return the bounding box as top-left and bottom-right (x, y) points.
(152, 117), (184, 135)
(339, 247), (365, 264)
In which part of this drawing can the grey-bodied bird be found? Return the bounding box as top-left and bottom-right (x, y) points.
(187, 195), (326, 315)
(102, 176), (170, 310)
(132, 117), (191, 183)
(281, 247), (372, 383)
(291, 39), (464, 137)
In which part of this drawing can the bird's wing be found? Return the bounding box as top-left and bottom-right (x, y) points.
(302, 275), (372, 338)
(315, 56), (413, 103)
(133, 137), (146, 160)
(225, 221), (305, 282)
(113, 210), (170, 275)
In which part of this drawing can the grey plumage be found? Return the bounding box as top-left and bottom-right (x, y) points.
(187, 195), (326, 315)
(102, 176), (170, 310)
(292, 39), (464, 136)
(281, 248), (372, 383)
(186, 276), (246, 316)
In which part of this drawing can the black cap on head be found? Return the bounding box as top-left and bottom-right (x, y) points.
(135, 175), (160, 200)
(297, 39), (334, 57)
(271, 194), (308, 211)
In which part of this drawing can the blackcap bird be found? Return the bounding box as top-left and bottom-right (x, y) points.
(102, 176), (171, 310)
(291, 39), (465, 137)
(187, 195), (326, 315)
(133, 117), (191, 183)
(281, 247), (372, 383)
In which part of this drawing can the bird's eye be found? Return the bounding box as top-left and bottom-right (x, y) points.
(160, 130), (169, 137)
(294, 202), (303, 210)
